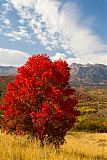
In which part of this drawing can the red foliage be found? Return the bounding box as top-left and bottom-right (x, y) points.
(0, 54), (79, 147)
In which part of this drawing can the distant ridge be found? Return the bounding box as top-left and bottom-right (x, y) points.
(69, 63), (107, 85)
(0, 64), (107, 85)
(0, 66), (17, 75)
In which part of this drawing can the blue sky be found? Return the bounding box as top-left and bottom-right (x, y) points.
(75, 0), (106, 42)
(0, 0), (107, 66)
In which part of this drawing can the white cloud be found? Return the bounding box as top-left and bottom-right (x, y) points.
(2, 2), (12, 15)
(3, 18), (11, 26)
(52, 52), (107, 65)
(18, 19), (25, 25)
(46, 46), (53, 51)
(4, 27), (33, 43)
(0, 48), (30, 66)
(51, 52), (67, 61)
(0, 2), (12, 29)
(1, 0), (107, 64)
(66, 53), (107, 65)
(0, 16), (11, 29)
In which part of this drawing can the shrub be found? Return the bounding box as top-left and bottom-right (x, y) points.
(0, 54), (79, 147)
(74, 116), (107, 132)
(0, 76), (15, 97)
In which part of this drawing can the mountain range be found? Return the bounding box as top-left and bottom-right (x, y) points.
(0, 66), (17, 76)
(0, 64), (107, 85)
(69, 63), (107, 85)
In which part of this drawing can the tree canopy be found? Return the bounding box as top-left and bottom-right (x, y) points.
(0, 54), (79, 147)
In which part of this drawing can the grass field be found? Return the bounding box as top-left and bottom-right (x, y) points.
(0, 131), (107, 160)
(0, 83), (107, 160)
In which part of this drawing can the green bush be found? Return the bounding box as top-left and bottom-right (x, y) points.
(74, 116), (107, 132)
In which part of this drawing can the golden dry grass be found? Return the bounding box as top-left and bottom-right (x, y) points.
(0, 131), (107, 160)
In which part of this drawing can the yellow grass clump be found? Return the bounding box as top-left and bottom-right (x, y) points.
(0, 131), (107, 160)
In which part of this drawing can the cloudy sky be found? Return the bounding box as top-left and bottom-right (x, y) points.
(0, 0), (107, 66)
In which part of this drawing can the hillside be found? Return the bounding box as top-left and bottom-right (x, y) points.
(0, 66), (17, 76)
(70, 63), (107, 85)
(0, 64), (107, 85)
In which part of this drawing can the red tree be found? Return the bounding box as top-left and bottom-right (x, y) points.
(0, 54), (79, 147)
